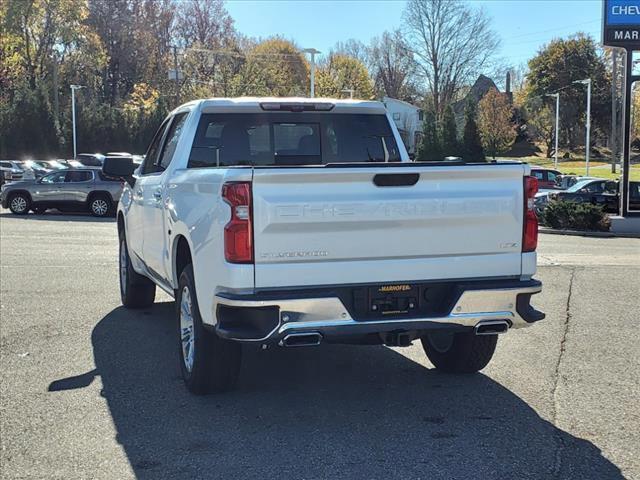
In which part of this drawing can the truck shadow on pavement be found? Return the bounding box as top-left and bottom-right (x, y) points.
(50, 302), (624, 480)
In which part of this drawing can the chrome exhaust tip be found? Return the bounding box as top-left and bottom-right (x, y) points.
(281, 332), (323, 347)
(474, 320), (509, 336)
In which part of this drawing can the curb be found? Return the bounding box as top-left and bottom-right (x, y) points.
(538, 227), (640, 239)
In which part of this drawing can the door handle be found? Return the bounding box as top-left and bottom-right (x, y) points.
(153, 189), (162, 201)
(373, 173), (420, 187)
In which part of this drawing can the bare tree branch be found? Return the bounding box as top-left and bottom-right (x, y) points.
(403, 0), (499, 116)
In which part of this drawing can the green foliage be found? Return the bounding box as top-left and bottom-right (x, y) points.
(478, 89), (516, 159)
(439, 104), (458, 157)
(233, 38), (309, 97)
(539, 201), (610, 231)
(526, 34), (611, 150)
(416, 108), (442, 161)
(1, 1), (372, 158)
(527, 104), (555, 158)
(462, 98), (485, 161)
(315, 54), (374, 99)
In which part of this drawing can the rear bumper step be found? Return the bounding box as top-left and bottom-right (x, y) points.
(212, 279), (544, 344)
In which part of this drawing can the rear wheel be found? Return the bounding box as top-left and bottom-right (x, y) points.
(89, 194), (111, 217)
(177, 264), (241, 394)
(119, 232), (156, 308)
(421, 330), (498, 373)
(9, 193), (30, 215)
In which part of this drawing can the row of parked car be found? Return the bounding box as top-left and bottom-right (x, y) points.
(531, 167), (640, 214)
(0, 153), (142, 217)
(0, 153), (143, 185)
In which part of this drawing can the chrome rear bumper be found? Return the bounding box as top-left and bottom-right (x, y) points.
(213, 280), (544, 344)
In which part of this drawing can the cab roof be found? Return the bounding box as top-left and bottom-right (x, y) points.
(176, 97), (387, 115)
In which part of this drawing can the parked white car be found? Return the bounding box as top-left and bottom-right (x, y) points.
(104, 97), (544, 394)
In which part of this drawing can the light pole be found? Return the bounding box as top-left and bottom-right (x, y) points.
(545, 93), (560, 169)
(302, 48), (320, 98)
(573, 78), (592, 175)
(70, 85), (85, 159)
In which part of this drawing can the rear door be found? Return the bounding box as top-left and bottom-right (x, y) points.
(64, 170), (94, 203)
(142, 112), (189, 279)
(251, 164), (526, 288)
(128, 118), (171, 261)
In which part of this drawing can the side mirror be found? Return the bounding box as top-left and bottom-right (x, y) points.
(103, 156), (135, 187)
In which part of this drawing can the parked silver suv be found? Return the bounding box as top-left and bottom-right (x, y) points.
(0, 168), (123, 216)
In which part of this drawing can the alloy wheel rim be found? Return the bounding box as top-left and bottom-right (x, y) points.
(180, 286), (195, 372)
(11, 196), (27, 213)
(92, 199), (108, 216)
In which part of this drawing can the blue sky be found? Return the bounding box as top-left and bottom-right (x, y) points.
(226, 0), (603, 67)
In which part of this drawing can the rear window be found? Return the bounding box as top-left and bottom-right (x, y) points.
(188, 113), (400, 167)
(98, 171), (122, 182)
(65, 170), (93, 182)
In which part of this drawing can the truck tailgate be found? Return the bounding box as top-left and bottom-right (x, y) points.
(251, 164), (526, 289)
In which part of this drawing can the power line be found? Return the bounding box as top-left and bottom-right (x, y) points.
(505, 19), (600, 41)
(186, 47), (309, 60)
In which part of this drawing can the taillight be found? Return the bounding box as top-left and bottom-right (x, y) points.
(221, 182), (253, 263)
(523, 175), (538, 252)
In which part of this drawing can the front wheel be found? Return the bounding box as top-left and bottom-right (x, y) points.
(177, 264), (241, 394)
(421, 330), (498, 373)
(119, 233), (156, 308)
(9, 193), (30, 215)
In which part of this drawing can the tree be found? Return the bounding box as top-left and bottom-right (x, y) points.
(439, 104), (458, 157)
(527, 104), (555, 158)
(526, 34), (610, 151)
(477, 89), (516, 159)
(403, 0), (499, 117)
(231, 37), (308, 97)
(462, 98), (485, 161)
(331, 39), (370, 66)
(416, 108), (441, 161)
(369, 30), (415, 100)
(175, 0), (241, 99)
(315, 54), (374, 99)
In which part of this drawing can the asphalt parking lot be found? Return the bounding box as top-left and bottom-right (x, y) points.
(1, 211), (639, 480)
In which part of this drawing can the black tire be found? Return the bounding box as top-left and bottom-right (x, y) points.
(89, 194), (112, 217)
(8, 192), (30, 215)
(177, 264), (241, 395)
(119, 232), (156, 308)
(421, 330), (498, 373)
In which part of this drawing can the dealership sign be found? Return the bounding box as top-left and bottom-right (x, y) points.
(603, 0), (640, 46)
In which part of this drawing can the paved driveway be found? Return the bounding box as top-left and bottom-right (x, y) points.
(1, 211), (639, 479)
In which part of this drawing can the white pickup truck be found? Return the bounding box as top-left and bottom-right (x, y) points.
(104, 97), (544, 394)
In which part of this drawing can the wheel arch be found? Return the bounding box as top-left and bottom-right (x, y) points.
(7, 189), (33, 203)
(117, 211), (125, 237)
(172, 234), (193, 290)
(87, 190), (113, 205)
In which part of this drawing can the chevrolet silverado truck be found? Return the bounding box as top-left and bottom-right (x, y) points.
(104, 97), (544, 395)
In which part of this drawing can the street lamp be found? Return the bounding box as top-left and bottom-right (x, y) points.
(573, 78), (592, 175)
(70, 85), (85, 159)
(301, 48), (321, 98)
(545, 93), (560, 169)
